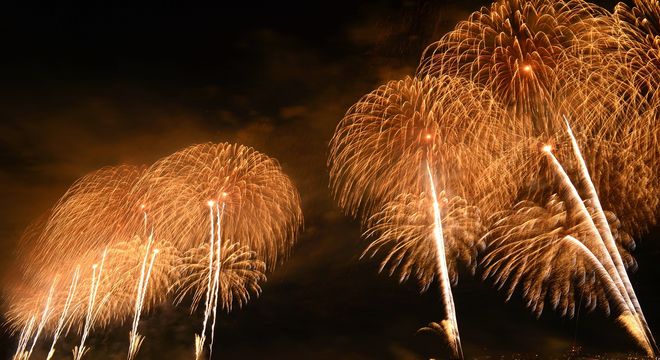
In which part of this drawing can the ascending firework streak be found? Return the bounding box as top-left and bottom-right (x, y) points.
(541, 130), (653, 355)
(73, 249), (107, 360)
(12, 316), (35, 360)
(4, 142), (300, 357)
(208, 201), (226, 359)
(195, 200), (225, 360)
(562, 116), (657, 353)
(12, 278), (56, 360)
(26, 278), (56, 359)
(127, 232), (159, 360)
(47, 266), (80, 360)
(330, 75), (502, 358)
(425, 162), (462, 359)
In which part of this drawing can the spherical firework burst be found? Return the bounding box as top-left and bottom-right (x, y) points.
(418, 0), (617, 135)
(132, 142), (302, 269)
(418, 0), (657, 234)
(5, 142), (302, 360)
(329, 75), (509, 359)
(329, 75), (509, 217)
(18, 165), (147, 281)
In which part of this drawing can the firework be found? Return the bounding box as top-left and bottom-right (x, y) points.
(329, 75), (509, 215)
(329, 75), (508, 358)
(364, 194), (483, 291)
(19, 165), (146, 280)
(418, 0), (618, 134)
(73, 249), (107, 360)
(5, 142), (301, 358)
(127, 233), (159, 360)
(46, 266), (80, 360)
(615, 0), (660, 216)
(132, 142), (303, 269)
(173, 239), (266, 360)
(414, 0), (658, 354)
(12, 316), (35, 360)
(481, 195), (650, 353)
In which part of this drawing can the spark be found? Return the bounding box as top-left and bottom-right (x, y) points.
(426, 162), (463, 359)
(12, 316), (35, 360)
(47, 266), (80, 360)
(73, 249), (107, 360)
(127, 233), (159, 360)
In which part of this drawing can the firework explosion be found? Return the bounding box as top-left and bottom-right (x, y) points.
(330, 0), (658, 357)
(329, 75), (509, 357)
(4, 142), (302, 359)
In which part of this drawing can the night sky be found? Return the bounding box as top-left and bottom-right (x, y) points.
(1, 1), (658, 359)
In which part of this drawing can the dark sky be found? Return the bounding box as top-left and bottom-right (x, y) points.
(1, 1), (658, 359)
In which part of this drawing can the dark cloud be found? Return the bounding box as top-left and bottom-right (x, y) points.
(0, 1), (657, 359)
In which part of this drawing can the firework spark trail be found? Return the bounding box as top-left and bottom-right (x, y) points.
(127, 233), (159, 360)
(562, 235), (624, 313)
(23, 278), (57, 359)
(563, 115), (657, 352)
(195, 200), (218, 359)
(13, 316), (35, 360)
(542, 145), (653, 355)
(194, 201), (226, 360)
(47, 266), (80, 360)
(73, 249), (107, 360)
(426, 162), (462, 359)
(208, 202), (226, 359)
(561, 235), (652, 354)
(172, 241), (266, 317)
(3, 142), (298, 357)
(329, 75), (505, 357)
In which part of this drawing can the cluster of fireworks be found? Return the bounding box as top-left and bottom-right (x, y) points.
(330, 0), (659, 358)
(5, 143), (302, 359)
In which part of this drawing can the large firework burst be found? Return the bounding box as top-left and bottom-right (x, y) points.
(5, 142), (302, 360)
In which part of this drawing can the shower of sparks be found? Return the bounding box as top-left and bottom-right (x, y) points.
(194, 201), (225, 360)
(127, 232), (159, 360)
(330, 0), (658, 357)
(5, 142), (300, 358)
(12, 316), (35, 360)
(73, 249), (107, 360)
(330, 75), (502, 358)
(47, 266), (80, 360)
(24, 278), (57, 359)
(3, 0), (660, 357)
(426, 162), (463, 359)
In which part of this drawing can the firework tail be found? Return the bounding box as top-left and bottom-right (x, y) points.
(47, 266), (81, 360)
(543, 147), (653, 355)
(195, 201), (217, 360)
(73, 248), (107, 360)
(13, 316), (36, 360)
(20, 277), (57, 360)
(208, 202), (225, 359)
(562, 235), (652, 354)
(426, 162), (463, 359)
(563, 115), (657, 355)
(128, 232), (159, 360)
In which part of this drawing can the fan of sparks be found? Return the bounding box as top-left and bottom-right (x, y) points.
(5, 142), (302, 360)
(330, 0), (659, 358)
